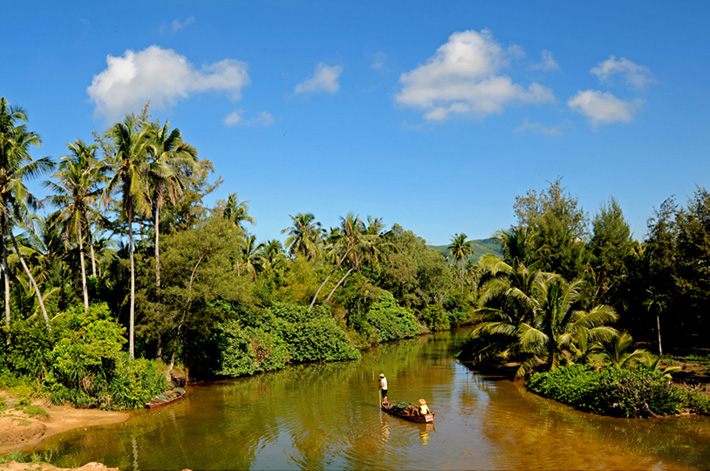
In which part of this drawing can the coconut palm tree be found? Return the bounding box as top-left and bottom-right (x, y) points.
(241, 234), (264, 280)
(448, 233), (473, 294)
(45, 139), (105, 311)
(147, 122), (198, 292)
(599, 331), (649, 368)
(103, 116), (152, 358)
(283, 213), (323, 260)
(0, 98), (54, 335)
(519, 276), (618, 371)
(223, 192), (255, 233)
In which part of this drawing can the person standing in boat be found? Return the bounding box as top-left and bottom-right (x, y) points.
(418, 399), (431, 415)
(379, 373), (388, 404)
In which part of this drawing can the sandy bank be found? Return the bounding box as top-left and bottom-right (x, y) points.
(0, 398), (129, 455)
(0, 461), (118, 471)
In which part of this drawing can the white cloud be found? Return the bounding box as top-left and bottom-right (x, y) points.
(395, 30), (554, 121)
(294, 63), (343, 95)
(224, 110), (273, 127)
(567, 90), (641, 125)
(172, 16), (195, 33)
(591, 56), (654, 89)
(87, 45), (249, 121)
(532, 50), (560, 71)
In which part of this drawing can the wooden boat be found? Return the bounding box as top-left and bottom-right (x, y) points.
(145, 387), (186, 409)
(381, 402), (434, 423)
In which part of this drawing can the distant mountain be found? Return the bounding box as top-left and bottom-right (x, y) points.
(429, 237), (503, 262)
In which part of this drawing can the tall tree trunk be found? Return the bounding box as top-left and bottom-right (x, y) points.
(2, 222), (11, 345)
(88, 227), (97, 278)
(10, 231), (51, 333)
(128, 214), (136, 359)
(309, 248), (350, 310)
(155, 205), (161, 291)
(78, 225), (89, 311)
(460, 261), (465, 295)
(656, 313), (663, 355)
(323, 267), (355, 305)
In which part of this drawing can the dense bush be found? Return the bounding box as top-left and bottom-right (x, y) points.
(526, 364), (707, 418)
(367, 292), (423, 342)
(217, 320), (291, 376)
(271, 303), (360, 362)
(420, 305), (451, 331)
(1, 304), (168, 410)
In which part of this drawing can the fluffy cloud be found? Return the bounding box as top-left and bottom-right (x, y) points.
(224, 110), (274, 127)
(395, 30), (554, 121)
(567, 90), (641, 125)
(87, 45), (249, 121)
(532, 50), (560, 71)
(591, 56), (654, 89)
(293, 63), (343, 95)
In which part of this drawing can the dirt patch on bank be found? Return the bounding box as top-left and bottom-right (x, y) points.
(0, 395), (129, 455)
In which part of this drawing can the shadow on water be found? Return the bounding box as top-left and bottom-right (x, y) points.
(14, 329), (710, 470)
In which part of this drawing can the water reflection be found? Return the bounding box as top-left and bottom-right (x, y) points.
(16, 329), (710, 470)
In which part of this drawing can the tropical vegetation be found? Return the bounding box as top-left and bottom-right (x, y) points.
(1, 97), (709, 416)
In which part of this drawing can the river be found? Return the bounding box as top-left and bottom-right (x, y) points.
(29, 329), (710, 470)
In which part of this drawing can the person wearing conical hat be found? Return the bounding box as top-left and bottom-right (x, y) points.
(418, 398), (431, 415)
(379, 373), (388, 404)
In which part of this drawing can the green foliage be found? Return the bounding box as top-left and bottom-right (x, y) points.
(217, 320), (291, 376)
(271, 303), (361, 362)
(22, 404), (48, 418)
(526, 364), (700, 418)
(421, 305), (451, 331)
(367, 292), (423, 342)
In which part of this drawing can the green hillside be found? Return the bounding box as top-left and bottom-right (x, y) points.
(429, 237), (503, 262)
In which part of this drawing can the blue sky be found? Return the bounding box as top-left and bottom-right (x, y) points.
(3, 1), (709, 245)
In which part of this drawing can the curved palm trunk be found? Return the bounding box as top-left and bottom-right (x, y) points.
(9, 231), (51, 333)
(2, 225), (11, 345)
(323, 266), (355, 305)
(77, 225), (89, 311)
(309, 248), (350, 310)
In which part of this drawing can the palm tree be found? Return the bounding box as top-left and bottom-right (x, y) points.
(223, 192), (255, 233)
(643, 287), (667, 355)
(147, 122), (198, 292)
(241, 234), (264, 280)
(283, 213), (323, 260)
(0, 98), (54, 335)
(103, 116), (152, 358)
(258, 239), (286, 273)
(449, 233), (473, 294)
(519, 276), (618, 371)
(599, 331), (649, 368)
(45, 139), (104, 311)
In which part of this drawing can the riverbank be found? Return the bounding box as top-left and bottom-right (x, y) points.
(0, 461), (118, 471)
(0, 393), (129, 455)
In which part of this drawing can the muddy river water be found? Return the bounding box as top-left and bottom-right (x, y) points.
(29, 329), (710, 470)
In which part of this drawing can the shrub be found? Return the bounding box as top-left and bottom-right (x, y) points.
(420, 305), (451, 331)
(366, 292), (423, 342)
(271, 304), (360, 362)
(217, 320), (291, 376)
(526, 364), (698, 418)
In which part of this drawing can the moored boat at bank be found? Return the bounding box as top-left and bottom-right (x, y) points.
(145, 387), (187, 409)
